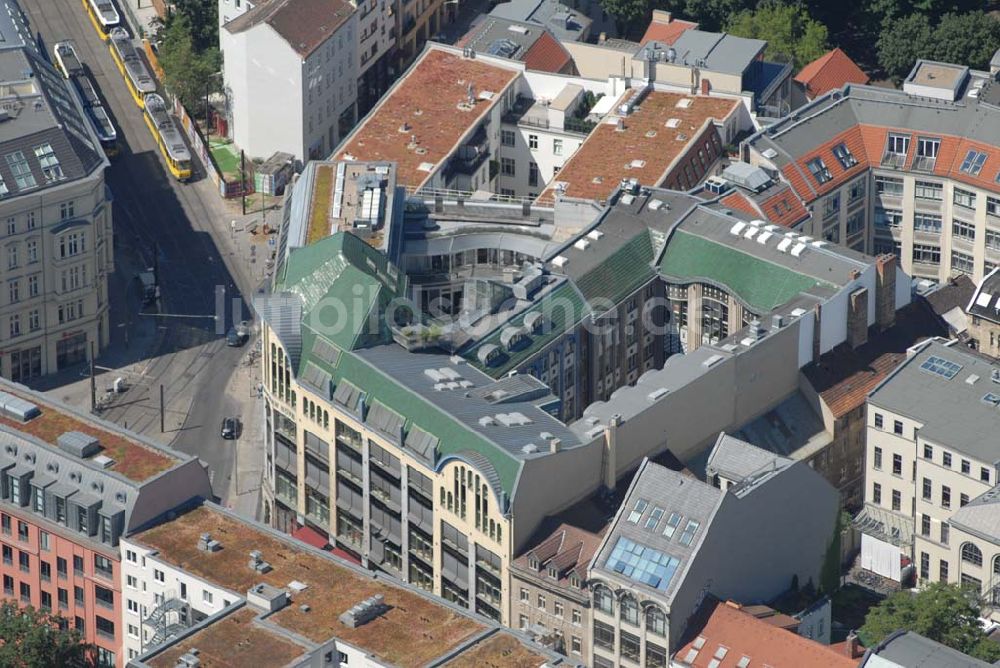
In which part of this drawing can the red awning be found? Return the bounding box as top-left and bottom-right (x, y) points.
(291, 524), (329, 550)
(330, 546), (362, 566)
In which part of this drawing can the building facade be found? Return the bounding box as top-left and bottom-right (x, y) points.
(0, 380), (212, 667)
(0, 27), (112, 381)
(221, 0), (359, 162)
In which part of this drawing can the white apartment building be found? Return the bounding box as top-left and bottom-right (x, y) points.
(858, 339), (1000, 597)
(220, 0), (359, 162)
(0, 28), (111, 381)
(747, 56), (1000, 286)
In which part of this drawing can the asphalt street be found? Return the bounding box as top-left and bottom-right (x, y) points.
(21, 0), (261, 502)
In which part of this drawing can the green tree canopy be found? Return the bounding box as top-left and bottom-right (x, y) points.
(876, 12), (932, 81)
(0, 602), (91, 667)
(157, 13), (221, 111)
(169, 0), (219, 51)
(860, 582), (1000, 662)
(877, 11), (1000, 82)
(600, 0), (650, 36)
(725, 1), (829, 68)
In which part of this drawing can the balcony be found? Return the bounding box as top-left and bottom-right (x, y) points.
(881, 151), (906, 169)
(911, 155), (937, 172)
(477, 558), (501, 578)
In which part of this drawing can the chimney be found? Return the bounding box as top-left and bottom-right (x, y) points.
(849, 269), (861, 281)
(847, 287), (869, 349)
(845, 631), (862, 659)
(701, 79), (711, 95)
(651, 9), (672, 24)
(812, 303), (822, 363)
(603, 415), (621, 490)
(549, 438), (562, 454)
(875, 254), (896, 331)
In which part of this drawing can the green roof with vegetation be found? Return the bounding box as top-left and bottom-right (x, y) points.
(658, 230), (835, 312)
(276, 233), (407, 350)
(465, 280), (591, 378)
(573, 230), (656, 308)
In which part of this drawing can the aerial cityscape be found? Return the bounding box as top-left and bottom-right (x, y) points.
(0, 0), (998, 666)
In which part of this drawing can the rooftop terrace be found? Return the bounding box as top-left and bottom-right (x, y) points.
(337, 48), (519, 190)
(146, 608), (307, 668)
(0, 385), (178, 482)
(537, 90), (738, 204)
(135, 506), (485, 667)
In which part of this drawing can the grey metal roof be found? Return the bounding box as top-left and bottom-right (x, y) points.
(462, 17), (544, 62)
(949, 484), (1000, 542)
(548, 189), (701, 284)
(868, 340), (1000, 464)
(670, 30), (766, 76)
(591, 459), (723, 604)
(721, 162), (772, 192)
(255, 293), (303, 370)
(353, 344), (581, 459)
(488, 0), (590, 41)
(0, 48), (104, 199)
(704, 433), (792, 485)
(863, 630), (992, 668)
(967, 267), (1000, 324)
(409, 232), (557, 260)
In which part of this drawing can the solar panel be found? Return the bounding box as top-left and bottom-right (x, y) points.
(605, 536), (681, 591)
(919, 355), (963, 380)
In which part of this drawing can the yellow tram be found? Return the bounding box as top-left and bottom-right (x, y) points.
(144, 94), (192, 181)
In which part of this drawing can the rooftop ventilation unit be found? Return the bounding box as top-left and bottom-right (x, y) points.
(57, 431), (101, 459)
(0, 392), (40, 422)
(992, 369), (1000, 384)
(248, 550), (273, 574)
(521, 443), (539, 454)
(246, 583), (288, 613)
(761, 148), (778, 159)
(729, 222), (746, 236)
(339, 594), (387, 628)
(776, 238), (793, 253)
(756, 231), (773, 244)
(197, 532), (222, 553)
(552, 255), (568, 268)
(704, 176), (729, 195)
(92, 455), (114, 469)
(790, 243), (807, 257)
(587, 229), (604, 240)
(647, 388), (669, 401)
(574, 238), (590, 251)
(176, 651), (201, 668)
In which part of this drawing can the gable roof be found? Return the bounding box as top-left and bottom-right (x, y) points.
(523, 30), (572, 73)
(640, 15), (697, 45)
(676, 598), (859, 668)
(224, 0), (355, 57)
(795, 48), (869, 99)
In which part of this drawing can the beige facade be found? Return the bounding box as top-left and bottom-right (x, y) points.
(509, 565), (591, 660)
(0, 170), (112, 381)
(260, 328), (511, 624)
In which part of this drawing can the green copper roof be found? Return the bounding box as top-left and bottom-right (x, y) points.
(465, 280), (591, 377)
(658, 230), (835, 312)
(276, 233), (407, 350)
(297, 327), (522, 494)
(574, 231), (656, 308)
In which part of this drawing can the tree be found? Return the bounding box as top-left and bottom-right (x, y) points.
(933, 12), (1000, 73)
(725, 2), (829, 68)
(0, 602), (91, 667)
(169, 0), (219, 51)
(157, 14), (221, 111)
(876, 13), (932, 82)
(600, 0), (650, 37)
(860, 582), (1000, 662)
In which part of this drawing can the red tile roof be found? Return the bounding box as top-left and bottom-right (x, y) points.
(759, 184), (809, 227)
(225, 0), (355, 57)
(720, 191), (759, 219)
(802, 301), (945, 418)
(523, 31), (572, 73)
(676, 599), (859, 668)
(338, 48), (519, 189)
(795, 48), (869, 99)
(641, 16), (697, 45)
(537, 91), (738, 204)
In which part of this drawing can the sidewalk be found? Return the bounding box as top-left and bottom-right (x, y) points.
(223, 341), (264, 520)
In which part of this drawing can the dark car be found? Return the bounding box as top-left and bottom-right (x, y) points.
(226, 321), (250, 347)
(221, 417), (238, 439)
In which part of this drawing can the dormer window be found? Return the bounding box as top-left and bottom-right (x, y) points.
(528, 556), (539, 570)
(548, 565), (559, 578)
(569, 573), (581, 588)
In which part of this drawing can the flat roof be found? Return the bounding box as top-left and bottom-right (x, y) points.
(337, 48), (519, 190)
(537, 91), (738, 204)
(0, 384), (179, 482)
(869, 340), (1000, 464)
(442, 631), (549, 667)
(134, 505), (485, 667)
(145, 608), (308, 668)
(670, 29), (766, 76)
(906, 60), (967, 89)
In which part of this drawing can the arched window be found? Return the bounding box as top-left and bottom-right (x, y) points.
(646, 606), (666, 636)
(620, 594), (639, 626)
(962, 542), (983, 567)
(994, 554), (1000, 576)
(593, 584), (614, 614)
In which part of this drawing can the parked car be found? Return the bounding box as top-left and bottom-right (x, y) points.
(221, 417), (239, 439)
